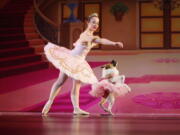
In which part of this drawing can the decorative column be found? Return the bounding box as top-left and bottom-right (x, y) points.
(163, 0), (171, 49)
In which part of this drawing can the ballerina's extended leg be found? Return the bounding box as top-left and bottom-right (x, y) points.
(71, 79), (89, 115)
(42, 72), (68, 115)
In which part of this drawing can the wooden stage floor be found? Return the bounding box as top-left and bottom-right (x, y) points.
(0, 112), (180, 135)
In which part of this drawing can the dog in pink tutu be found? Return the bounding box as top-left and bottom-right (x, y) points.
(89, 60), (131, 114)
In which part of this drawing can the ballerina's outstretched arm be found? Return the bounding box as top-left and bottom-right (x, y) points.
(93, 37), (124, 48)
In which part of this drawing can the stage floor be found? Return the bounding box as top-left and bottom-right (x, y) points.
(0, 112), (180, 135)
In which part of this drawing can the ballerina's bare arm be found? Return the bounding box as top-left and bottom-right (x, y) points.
(93, 37), (123, 48)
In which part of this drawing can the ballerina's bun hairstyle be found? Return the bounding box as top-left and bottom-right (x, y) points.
(87, 13), (99, 22)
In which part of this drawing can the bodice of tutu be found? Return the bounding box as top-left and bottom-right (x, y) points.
(70, 43), (91, 58)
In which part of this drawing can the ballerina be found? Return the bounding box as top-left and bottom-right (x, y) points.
(42, 13), (123, 115)
(89, 60), (131, 115)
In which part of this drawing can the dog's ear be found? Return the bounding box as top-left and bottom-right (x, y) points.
(111, 60), (117, 67)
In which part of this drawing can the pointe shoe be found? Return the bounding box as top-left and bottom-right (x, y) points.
(42, 101), (52, 115)
(73, 108), (90, 115)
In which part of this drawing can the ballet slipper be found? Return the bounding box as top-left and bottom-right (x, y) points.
(42, 100), (53, 115)
(71, 94), (89, 115)
(73, 107), (90, 115)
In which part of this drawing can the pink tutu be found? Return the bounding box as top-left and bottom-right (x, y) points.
(44, 43), (98, 84)
(89, 79), (131, 98)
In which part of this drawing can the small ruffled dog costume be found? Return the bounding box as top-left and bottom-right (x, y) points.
(89, 60), (131, 114)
